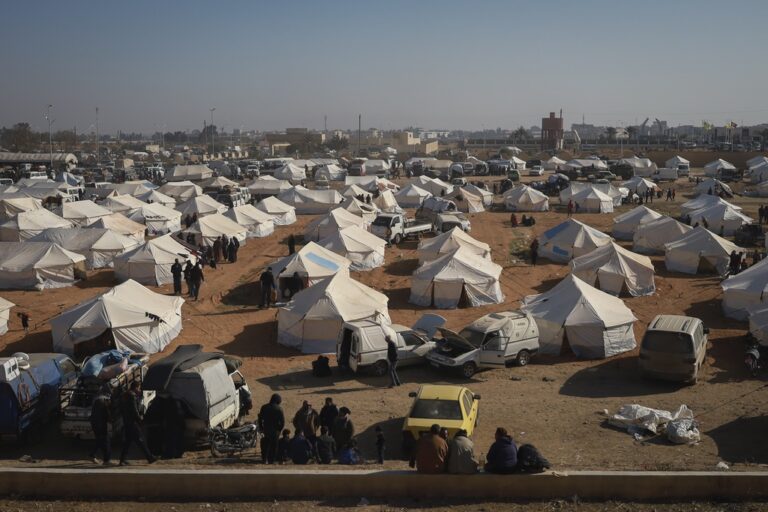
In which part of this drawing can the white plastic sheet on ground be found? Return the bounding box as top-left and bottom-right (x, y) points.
(607, 404), (700, 444)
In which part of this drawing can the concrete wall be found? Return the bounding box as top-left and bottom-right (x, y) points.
(1, 469), (767, 501)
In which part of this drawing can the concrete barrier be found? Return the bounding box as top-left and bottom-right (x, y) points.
(1, 468), (768, 501)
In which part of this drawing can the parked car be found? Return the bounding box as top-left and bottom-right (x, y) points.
(426, 311), (539, 378)
(401, 384), (480, 455)
(336, 314), (446, 375)
(528, 165), (544, 177)
(639, 315), (709, 384)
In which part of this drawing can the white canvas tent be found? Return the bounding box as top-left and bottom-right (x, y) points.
(665, 155), (690, 170)
(570, 242), (655, 297)
(137, 189), (176, 208)
(504, 185), (549, 212)
(166, 165), (213, 182)
(417, 227), (491, 264)
(0, 242), (87, 290)
(114, 234), (196, 286)
(412, 176), (453, 197)
(664, 226), (746, 275)
(0, 209), (73, 241)
(704, 159), (736, 177)
(394, 184), (432, 207)
(184, 213), (247, 247)
(373, 189), (402, 213)
(103, 182), (155, 197)
(50, 279), (184, 355)
(128, 202), (182, 235)
(538, 218), (613, 263)
(271, 241), (351, 296)
(60, 200), (112, 226)
(278, 187), (343, 214)
(612, 206), (663, 240)
(688, 203), (752, 236)
(721, 258), (768, 320)
(680, 195), (740, 216)
(0, 297), (13, 335)
(521, 275), (637, 358)
(445, 188), (485, 213)
(571, 187), (614, 213)
(463, 184), (494, 207)
(619, 156), (657, 175)
(273, 163), (307, 183)
(694, 178), (732, 197)
(255, 196), (297, 225)
(248, 176), (292, 197)
(560, 182), (623, 207)
(747, 156), (768, 169)
(343, 184), (369, 199)
(90, 213), (146, 242)
(176, 195), (228, 218)
(410, 247), (504, 309)
(223, 204), (275, 238)
(748, 162), (768, 184)
(633, 216), (692, 254)
(342, 197), (379, 223)
(0, 197), (43, 221)
(30, 227), (140, 269)
(304, 208), (365, 242)
(319, 225), (386, 271)
(544, 156), (567, 171)
(621, 176), (659, 195)
(201, 176), (238, 190)
(315, 164), (346, 181)
(101, 194), (147, 216)
(277, 273), (390, 354)
(158, 181), (202, 202)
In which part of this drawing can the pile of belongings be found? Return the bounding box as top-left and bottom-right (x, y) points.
(606, 404), (700, 444)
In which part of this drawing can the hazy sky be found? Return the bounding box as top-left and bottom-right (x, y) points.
(2, 0), (767, 134)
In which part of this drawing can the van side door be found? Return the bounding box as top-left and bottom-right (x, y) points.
(479, 331), (508, 368)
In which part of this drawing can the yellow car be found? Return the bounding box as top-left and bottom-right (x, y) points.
(401, 384), (480, 454)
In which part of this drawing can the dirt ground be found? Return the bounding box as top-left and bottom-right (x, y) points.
(2, 169), (768, 474)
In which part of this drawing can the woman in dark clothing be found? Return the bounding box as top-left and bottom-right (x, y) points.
(484, 427), (518, 474)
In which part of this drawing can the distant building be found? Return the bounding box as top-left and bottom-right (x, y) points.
(541, 111), (564, 150)
(265, 128), (326, 147)
(0, 152), (78, 170)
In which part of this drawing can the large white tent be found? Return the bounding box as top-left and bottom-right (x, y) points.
(618, 156), (657, 175)
(418, 227), (491, 264)
(273, 163), (307, 183)
(101, 194), (147, 216)
(248, 176), (292, 197)
(256, 196), (296, 225)
(560, 182), (623, 207)
(0, 209), (73, 241)
(410, 247), (503, 309)
(748, 161), (768, 184)
(664, 226), (746, 275)
(277, 273), (390, 354)
(114, 234), (196, 286)
(412, 176), (453, 197)
(270, 241), (351, 296)
(538, 218), (613, 263)
(0, 196), (43, 221)
(621, 176), (660, 195)
(633, 216), (692, 254)
(343, 184), (369, 199)
(680, 195), (740, 216)
(463, 184), (494, 207)
(544, 156), (567, 171)
(373, 189), (402, 213)
(102, 182), (155, 197)
(128, 202), (182, 235)
(185, 213), (247, 247)
(612, 206), (663, 240)
(704, 159), (736, 177)
(30, 227), (140, 269)
(0, 242), (87, 290)
(694, 178), (733, 197)
(166, 164), (213, 182)
(394, 184), (432, 207)
(342, 197), (379, 223)
(570, 242), (655, 297)
(665, 155), (690, 170)
(688, 202), (752, 236)
(158, 181), (202, 202)
(223, 204), (275, 238)
(521, 274), (637, 358)
(90, 213), (146, 242)
(319, 225), (386, 271)
(60, 200), (112, 226)
(0, 297), (13, 335)
(137, 189), (176, 208)
(315, 164), (346, 181)
(278, 187), (343, 214)
(571, 187), (614, 213)
(176, 195), (228, 218)
(50, 279), (184, 356)
(445, 188), (485, 213)
(747, 156), (768, 169)
(504, 185), (549, 212)
(721, 258), (768, 320)
(304, 208), (366, 242)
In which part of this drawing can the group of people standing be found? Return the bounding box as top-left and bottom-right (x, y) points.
(171, 258), (205, 300)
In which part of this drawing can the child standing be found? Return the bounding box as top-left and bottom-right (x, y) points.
(375, 426), (385, 464)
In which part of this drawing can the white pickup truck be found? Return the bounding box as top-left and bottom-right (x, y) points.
(371, 213), (433, 245)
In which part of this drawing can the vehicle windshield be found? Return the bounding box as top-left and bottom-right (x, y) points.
(372, 217), (392, 227)
(410, 399), (463, 420)
(457, 328), (485, 347)
(642, 332), (693, 354)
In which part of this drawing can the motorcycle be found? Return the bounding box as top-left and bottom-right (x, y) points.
(744, 336), (768, 377)
(209, 422), (259, 457)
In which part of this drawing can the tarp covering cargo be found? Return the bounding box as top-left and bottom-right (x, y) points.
(50, 279), (184, 355)
(319, 225), (386, 271)
(570, 242), (656, 297)
(114, 234), (196, 286)
(30, 227), (140, 269)
(277, 273), (390, 354)
(633, 216), (692, 254)
(504, 185), (549, 212)
(128, 202), (182, 235)
(0, 242), (86, 290)
(521, 274), (637, 358)
(184, 213), (247, 247)
(223, 204), (275, 238)
(0, 209), (73, 241)
(418, 227), (491, 264)
(410, 247), (504, 309)
(60, 200), (111, 226)
(612, 206), (663, 240)
(664, 226), (746, 275)
(277, 187), (343, 214)
(538, 218), (613, 263)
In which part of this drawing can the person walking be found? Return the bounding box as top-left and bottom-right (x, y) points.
(319, 397), (338, 431)
(232, 237), (240, 262)
(287, 234), (296, 255)
(375, 425), (386, 464)
(386, 336), (401, 387)
(257, 393), (285, 465)
(260, 267), (276, 308)
(89, 385), (112, 465)
(190, 262), (204, 301)
(119, 382), (156, 466)
(331, 407), (354, 454)
(183, 261), (194, 296)
(530, 238), (539, 266)
(170, 259), (183, 296)
(446, 429), (479, 474)
(212, 236), (222, 263)
(18, 312), (30, 334)
(567, 199), (574, 217)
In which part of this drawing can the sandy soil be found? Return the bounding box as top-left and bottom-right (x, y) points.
(1, 171), (768, 473)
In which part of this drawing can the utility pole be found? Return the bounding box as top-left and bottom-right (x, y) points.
(45, 104), (54, 173)
(210, 107), (216, 158)
(358, 114), (361, 156)
(324, 115), (327, 134)
(95, 107), (100, 165)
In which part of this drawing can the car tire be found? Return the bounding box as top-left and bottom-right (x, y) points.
(393, 234), (402, 245)
(461, 362), (476, 378)
(516, 350), (531, 367)
(372, 360), (389, 377)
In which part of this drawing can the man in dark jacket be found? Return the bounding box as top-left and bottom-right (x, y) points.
(212, 236), (222, 263)
(331, 406), (354, 453)
(89, 386), (112, 465)
(170, 259), (183, 295)
(292, 400), (320, 444)
(258, 393), (285, 464)
(119, 382), (156, 465)
(259, 267), (276, 307)
(484, 427), (518, 474)
(386, 336), (401, 388)
(183, 261), (194, 296)
(287, 234), (296, 255)
(190, 262), (204, 300)
(319, 397), (338, 430)
(288, 430), (313, 464)
(315, 425), (336, 464)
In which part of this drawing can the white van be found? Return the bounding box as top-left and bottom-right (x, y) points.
(337, 314), (446, 376)
(426, 311), (539, 378)
(639, 315), (708, 384)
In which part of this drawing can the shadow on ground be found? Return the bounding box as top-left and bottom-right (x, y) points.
(559, 357), (685, 398)
(707, 415), (768, 464)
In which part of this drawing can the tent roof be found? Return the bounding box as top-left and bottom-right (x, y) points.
(61, 200), (111, 221)
(664, 225), (743, 256)
(278, 187), (342, 205)
(504, 184), (549, 202)
(256, 196), (295, 214)
(167, 165), (213, 181)
(137, 189), (176, 205)
(540, 218), (612, 246)
(0, 296), (14, 311)
(129, 202), (182, 222)
(90, 213), (146, 235)
(102, 194), (147, 213)
(570, 242), (654, 274)
(223, 204), (273, 225)
(306, 208), (365, 235)
(414, 246), (502, 282)
(613, 205), (663, 225)
(283, 273), (388, 322)
(688, 202), (752, 224)
(175, 195), (227, 216)
(201, 176), (238, 189)
(30, 227), (139, 252)
(681, 194), (740, 213)
(158, 181), (203, 199)
(1, 208), (72, 231)
(666, 155), (690, 166)
(704, 159), (736, 171)
(186, 213), (247, 239)
(115, 234), (194, 265)
(272, 241), (351, 278)
(395, 183), (432, 198)
(343, 184), (369, 198)
(319, 225), (386, 255)
(418, 227), (490, 260)
(722, 257), (768, 295)
(0, 242), (86, 271)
